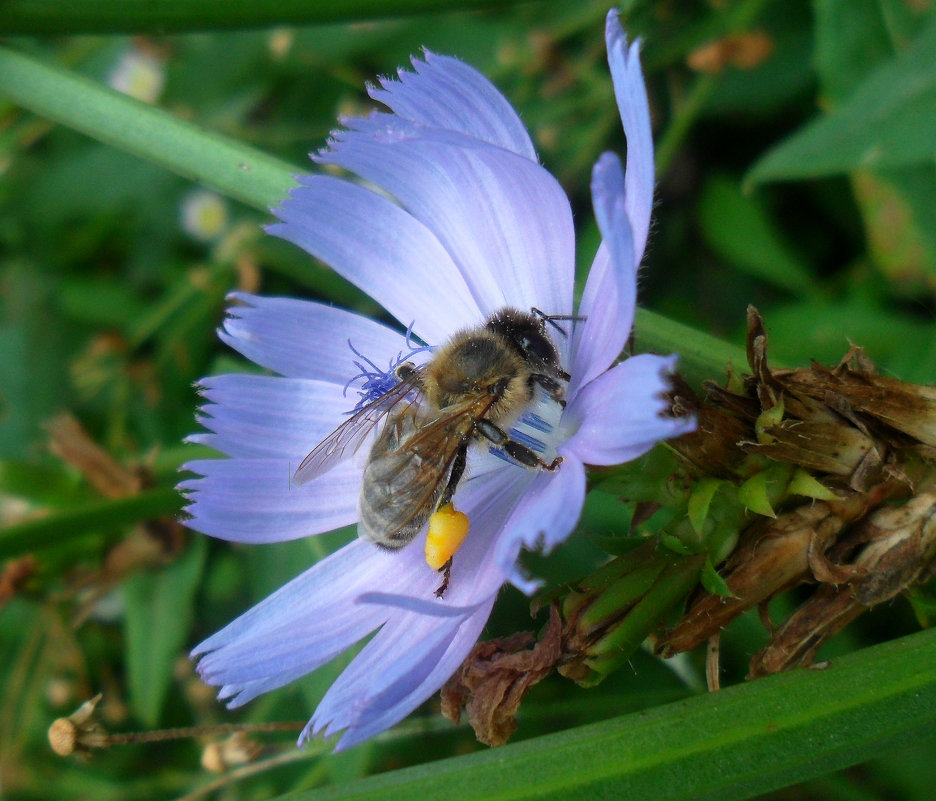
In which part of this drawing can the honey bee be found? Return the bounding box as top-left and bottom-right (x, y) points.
(293, 307), (570, 595)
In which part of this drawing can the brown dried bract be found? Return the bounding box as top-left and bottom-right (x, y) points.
(441, 606), (562, 746)
(201, 732), (264, 773)
(660, 307), (936, 675)
(656, 493), (869, 657)
(48, 694), (108, 757)
(45, 413), (142, 499)
(749, 489), (936, 676)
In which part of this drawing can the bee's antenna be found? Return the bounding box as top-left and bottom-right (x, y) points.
(530, 307), (586, 339)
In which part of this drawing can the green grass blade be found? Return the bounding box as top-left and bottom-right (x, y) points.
(0, 0), (533, 35)
(283, 629), (936, 801)
(0, 44), (298, 212)
(0, 487), (182, 559)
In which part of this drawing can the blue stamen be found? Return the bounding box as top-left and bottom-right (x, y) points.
(343, 323), (434, 412)
(520, 411), (552, 433)
(508, 428), (547, 453)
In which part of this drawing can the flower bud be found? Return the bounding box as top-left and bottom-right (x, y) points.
(559, 541), (705, 685)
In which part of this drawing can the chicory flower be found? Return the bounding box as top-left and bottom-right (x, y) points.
(184, 9), (694, 750)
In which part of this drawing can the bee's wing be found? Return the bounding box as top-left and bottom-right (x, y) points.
(293, 369), (424, 485)
(366, 396), (494, 543)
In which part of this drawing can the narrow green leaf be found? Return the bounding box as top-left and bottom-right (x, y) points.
(0, 486), (182, 560)
(0, 45), (298, 213)
(813, 0), (894, 103)
(738, 472), (775, 518)
(282, 629), (936, 801)
(123, 537), (207, 727)
(746, 16), (936, 185)
(788, 468), (838, 502)
(0, 0), (534, 35)
(811, 1), (936, 295)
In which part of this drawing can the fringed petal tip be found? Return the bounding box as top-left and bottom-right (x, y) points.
(605, 9), (622, 47)
(364, 45), (537, 161)
(177, 459), (207, 479)
(605, 7), (653, 265)
(605, 9), (642, 61)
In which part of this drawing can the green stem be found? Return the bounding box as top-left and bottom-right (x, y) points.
(654, 73), (717, 176)
(634, 308), (747, 387)
(0, 44), (298, 212)
(0, 0), (537, 35)
(0, 487), (182, 560)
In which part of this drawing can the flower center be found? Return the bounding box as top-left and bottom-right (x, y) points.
(488, 388), (565, 467)
(343, 323), (433, 412)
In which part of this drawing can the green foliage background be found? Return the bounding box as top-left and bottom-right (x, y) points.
(1, 0), (936, 799)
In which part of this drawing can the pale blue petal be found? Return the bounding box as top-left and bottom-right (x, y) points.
(439, 464), (534, 603)
(268, 176), (480, 344)
(493, 453), (586, 572)
(358, 592), (484, 618)
(606, 9), (654, 263)
(370, 51), (537, 160)
(189, 375), (350, 460)
(507, 565), (542, 596)
(569, 152), (635, 396)
(193, 540), (434, 706)
(180, 457), (360, 542)
(311, 614), (452, 737)
(309, 598), (493, 750)
(563, 354), (695, 466)
(335, 603), (492, 750)
(320, 124), (574, 320)
(220, 293), (405, 383)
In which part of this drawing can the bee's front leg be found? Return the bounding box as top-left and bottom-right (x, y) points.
(532, 372), (568, 406)
(474, 419), (563, 471)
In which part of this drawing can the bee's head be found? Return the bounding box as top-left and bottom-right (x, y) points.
(485, 307), (563, 376)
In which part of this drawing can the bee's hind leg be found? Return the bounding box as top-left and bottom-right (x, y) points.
(429, 442), (469, 600)
(434, 557), (453, 598)
(437, 441), (469, 510)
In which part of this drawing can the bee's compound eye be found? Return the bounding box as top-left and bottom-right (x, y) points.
(425, 503), (470, 571)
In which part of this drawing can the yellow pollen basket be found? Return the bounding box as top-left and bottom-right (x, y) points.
(425, 502), (470, 571)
